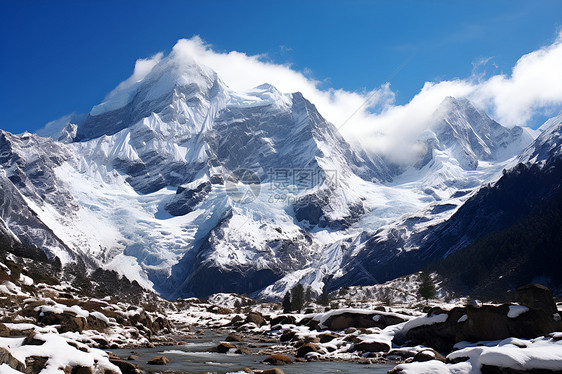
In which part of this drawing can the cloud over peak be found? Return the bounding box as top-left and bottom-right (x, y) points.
(101, 32), (562, 164)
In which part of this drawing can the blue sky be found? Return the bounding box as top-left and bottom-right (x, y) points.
(1, 0), (562, 134)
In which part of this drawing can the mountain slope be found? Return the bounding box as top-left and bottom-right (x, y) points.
(327, 113), (562, 295)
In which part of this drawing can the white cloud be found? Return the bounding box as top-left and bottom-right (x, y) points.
(106, 33), (562, 164)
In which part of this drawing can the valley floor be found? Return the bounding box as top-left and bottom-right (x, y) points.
(1, 263), (562, 374)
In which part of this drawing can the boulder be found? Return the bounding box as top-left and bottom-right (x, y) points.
(353, 340), (390, 353)
(413, 348), (446, 363)
(318, 332), (340, 343)
(296, 343), (321, 357)
(226, 333), (243, 342)
(321, 311), (407, 330)
(214, 342), (237, 353)
(263, 354), (293, 365)
(516, 284), (558, 315)
(147, 356), (169, 365)
(110, 359), (139, 374)
(246, 311), (265, 327)
(235, 347), (252, 355)
(39, 311), (87, 333)
(230, 315), (244, 326)
(127, 355), (138, 361)
(404, 301), (562, 353)
(280, 330), (296, 342)
(270, 315), (296, 326)
(86, 314), (108, 332)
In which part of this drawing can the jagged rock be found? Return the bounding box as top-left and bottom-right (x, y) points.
(39, 311), (87, 332)
(263, 354), (293, 365)
(110, 359), (139, 373)
(0, 323), (9, 337)
(413, 348), (446, 363)
(516, 284), (558, 315)
(86, 315), (108, 332)
(147, 356), (169, 365)
(353, 340), (390, 353)
(296, 343), (321, 357)
(246, 311), (265, 327)
(24, 356), (48, 373)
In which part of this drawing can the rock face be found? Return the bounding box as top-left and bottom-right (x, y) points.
(403, 299), (562, 352)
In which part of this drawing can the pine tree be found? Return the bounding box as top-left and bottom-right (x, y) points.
(282, 292), (292, 313)
(291, 283), (304, 312)
(305, 286), (312, 302)
(317, 291), (330, 306)
(418, 271), (436, 303)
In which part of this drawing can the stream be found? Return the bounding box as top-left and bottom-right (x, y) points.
(109, 330), (395, 373)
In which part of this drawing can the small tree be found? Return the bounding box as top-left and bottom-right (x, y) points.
(291, 283), (304, 312)
(418, 271), (436, 303)
(305, 286), (312, 302)
(282, 292), (292, 313)
(381, 288), (393, 306)
(317, 291), (329, 306)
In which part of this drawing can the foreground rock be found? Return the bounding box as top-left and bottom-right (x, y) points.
(263, 354), (293, 365)
(109, 359), (139, 374)
(318, 310), (408, 330)
(147, 356), (169, 365)
(402, 301), (562, 352)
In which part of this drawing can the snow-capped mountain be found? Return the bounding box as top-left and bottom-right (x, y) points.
(0, 43), (547, 300)
(324, 113), (562, 296)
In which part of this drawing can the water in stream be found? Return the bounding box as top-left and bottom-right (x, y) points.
(110, 330), (395, 373)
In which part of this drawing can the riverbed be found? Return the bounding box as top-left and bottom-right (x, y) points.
(109, 330), (395, 373)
